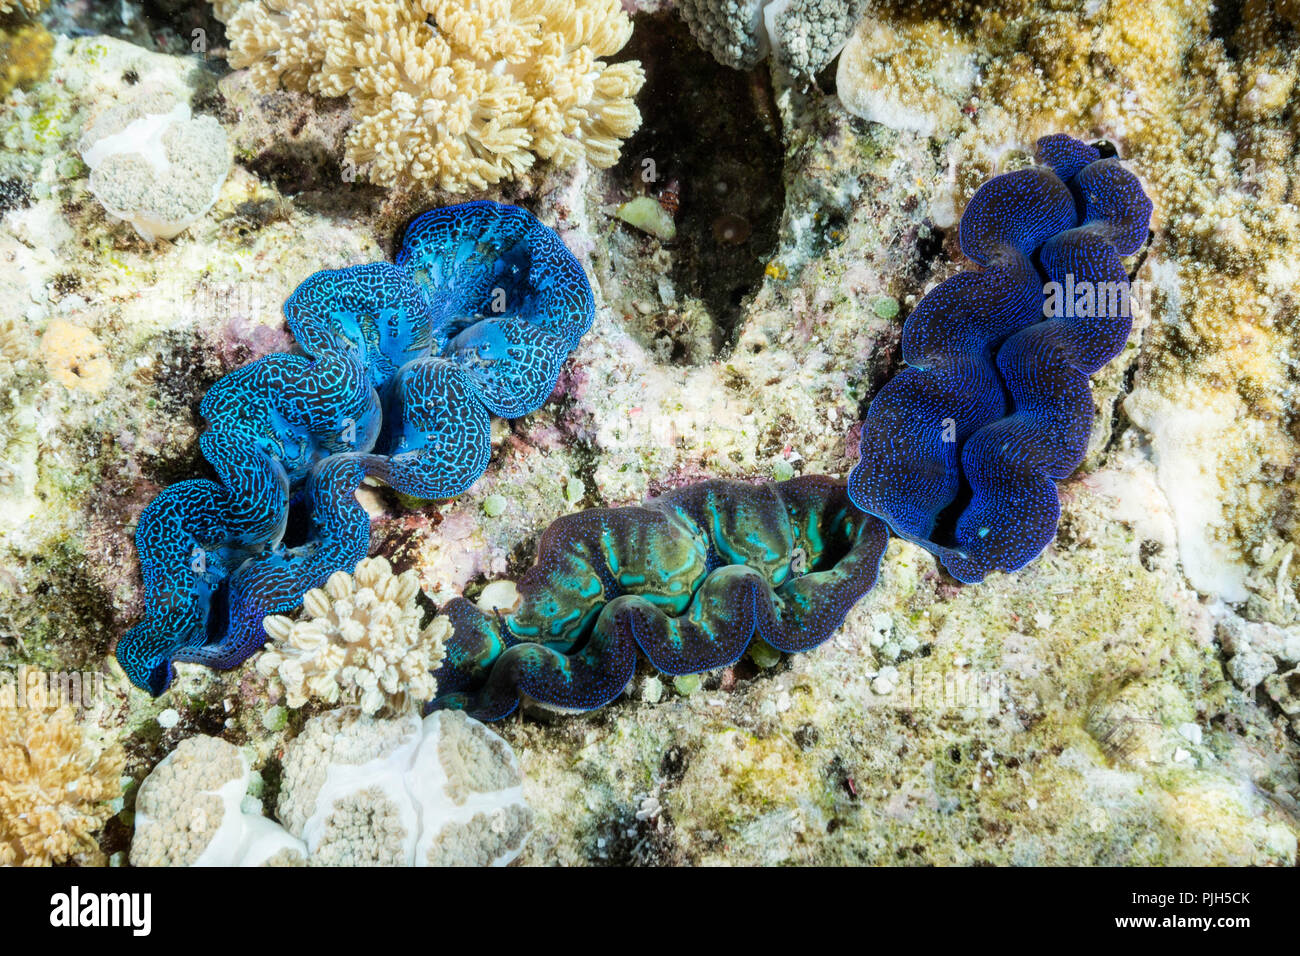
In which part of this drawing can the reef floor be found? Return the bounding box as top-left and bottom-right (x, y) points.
(0, 0), (1298, 866)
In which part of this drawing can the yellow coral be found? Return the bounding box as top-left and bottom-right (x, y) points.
(0, 707), (124, 866)
(0, 20), (52, 98)
(220, 0), (644, 191)
(41, 319), (114, 395)
(258, 556), (449, 715)
(0, 0), (47, 15)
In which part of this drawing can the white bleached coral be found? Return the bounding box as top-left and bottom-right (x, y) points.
(258, 556), (449, 716)
(277, 708), (533, 866)
(77, 87), (230, 242)
(130, 710), (532, 867)
(217, 0), (645, 191)
(0, 707), (124, 866)
(131, 735), (308, 867)
(677, 0), (866, 80)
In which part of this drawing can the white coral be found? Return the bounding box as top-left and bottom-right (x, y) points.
(258, 556), (449, 716)
(218, 0), (644, 191)
(77, 87), (231, 242)
(277, 708), (533, 866)
(131, 736), (308, 867)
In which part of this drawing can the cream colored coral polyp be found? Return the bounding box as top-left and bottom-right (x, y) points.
(221, 0), (643, 190)
(258, 556), (449, 716)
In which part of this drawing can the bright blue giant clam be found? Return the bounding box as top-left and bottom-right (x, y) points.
(118, 201), (594, 694)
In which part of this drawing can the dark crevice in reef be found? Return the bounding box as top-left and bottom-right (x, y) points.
(911, 225), (948, 282)
(604, 12), (784, 363)
(1208, 0), (1248, 58)
(48, 0), (229, 59)
(1092, 139), (1119, 160)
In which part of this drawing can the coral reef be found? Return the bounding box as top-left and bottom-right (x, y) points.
(432, 475), (890, 720)
(848, 135), (1153, 582)
(259, 556), (450, 716)
(118, 200), (594, 697)
(277, 708), (532, 866)
(77, 86), (230, 242)
(217, 0), (645, 191)
(131, 735), (307, 866)
(4, 0), (1300, 869)
(0, 707), (124, 866)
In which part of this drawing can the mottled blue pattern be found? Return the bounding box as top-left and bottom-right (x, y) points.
(118, 201), (595, 693)
(848, 134), (1152, 582)
(430, 476), (890, 721)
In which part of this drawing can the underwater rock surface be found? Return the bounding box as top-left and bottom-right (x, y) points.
(1, 0), (1299, 866)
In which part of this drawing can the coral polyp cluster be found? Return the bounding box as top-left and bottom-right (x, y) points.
(77, 87), (231, 242)
(847, 134), (1153, 583)
(259, 556), (450, 716)
(131, 735), (306, 867)
(277, 708), (531, 866)
(432, 475), (890, 720)
(117, 200), (594, 696)
(218, 0), (645, 191)
(676, 0), (865, 80)
(0, 708), (124, 866)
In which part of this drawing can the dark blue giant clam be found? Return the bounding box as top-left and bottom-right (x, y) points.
(847, 134), (1152, 582)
